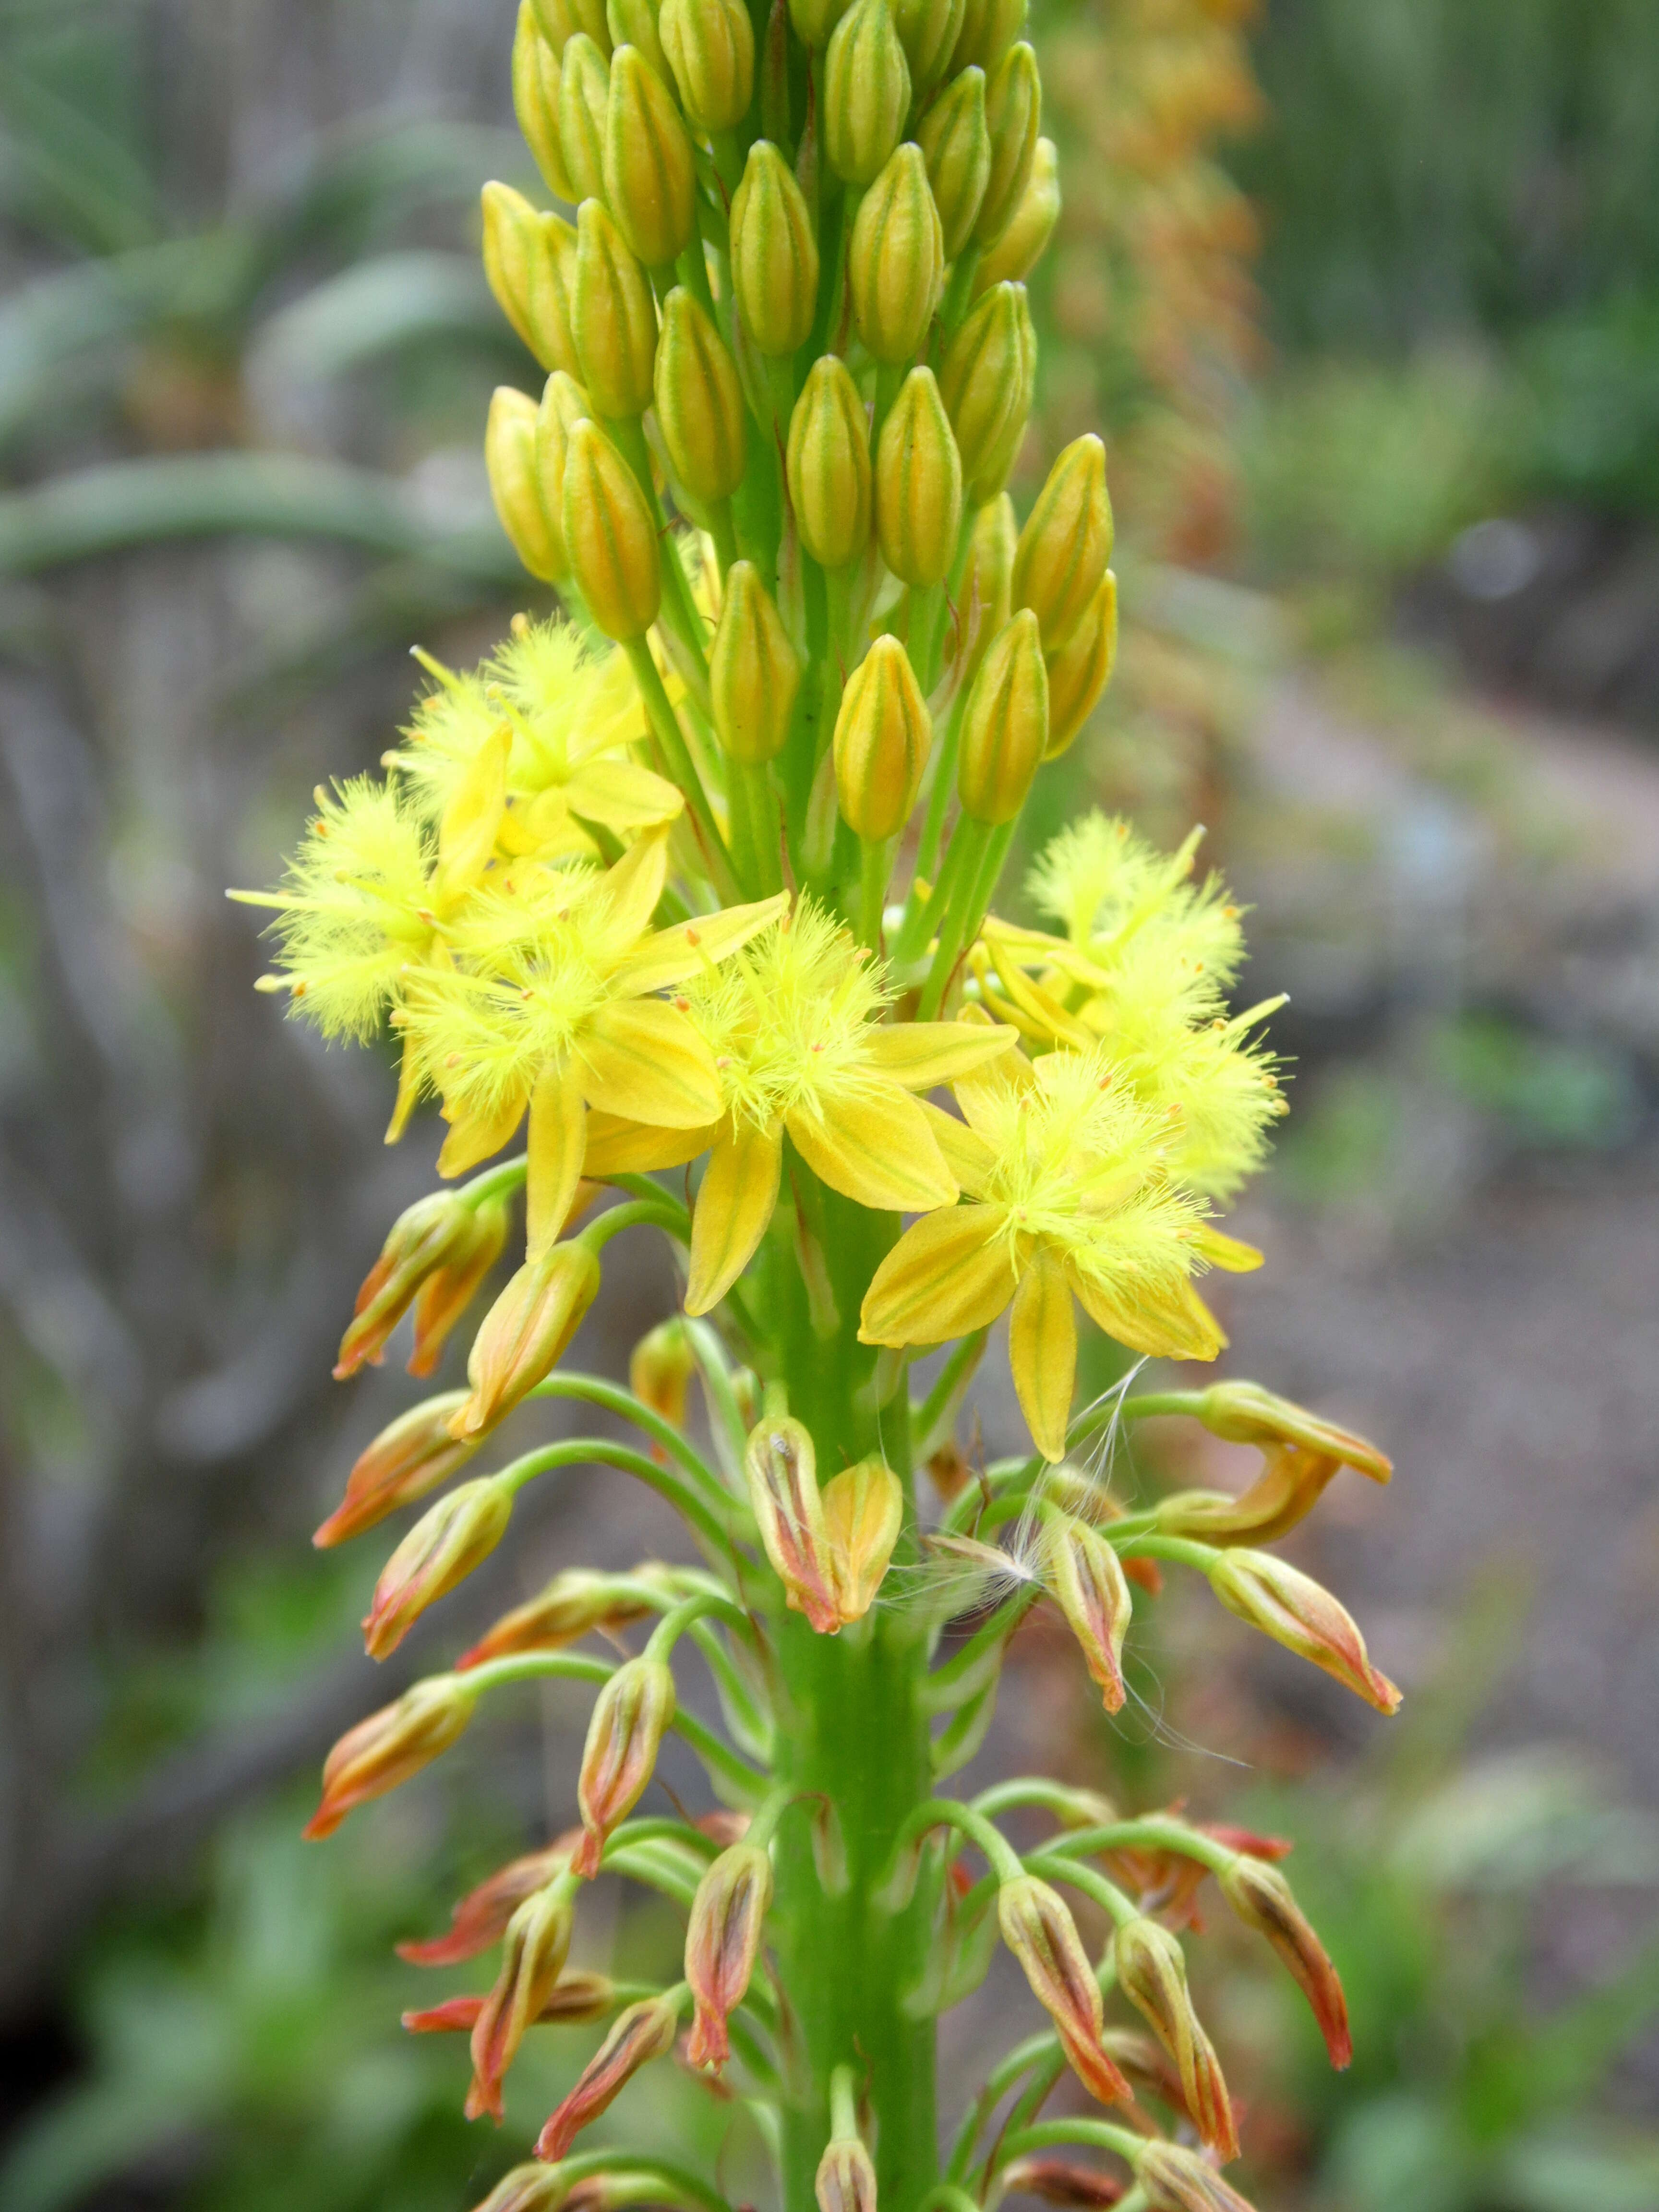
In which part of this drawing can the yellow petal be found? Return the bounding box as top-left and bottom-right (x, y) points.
(786, 1085), (956, 1214)
(954, 1035), (1038, 1139)
(566, 647), (647, 764)
(436, 1088), (527, 1177)
(1008, 1247), (1077, 1463)
(566, 757), (685, 832)
(434, 725), (510, 904)
(500, 788), (599, 862)
(609, 893), (790, 996)
(685, 1116), (782, 1314)
(527, 1057), (587, 1260)
(1065, 1258), (1226, 1363)
(916, 1098), (996, 1198)
(577, 998), (723, 1128)
(585, 1111), (719, 1175)
(859, 1020), (1021, 1090)
(385, 1031), (423, 1145)
(859, 1204), (1018, 1347)
(1190, 1224), (1264, 1273)
(595, 826), (670, 950)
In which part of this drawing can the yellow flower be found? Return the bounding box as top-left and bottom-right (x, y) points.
(860, 1046), (1228, 1461)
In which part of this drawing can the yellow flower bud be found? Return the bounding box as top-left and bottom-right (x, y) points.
(532, 0), (611, 52)
(821, 1455), (903, 1622)
(918, 64), (990, 261)
(876, 366), (962, 589)
(660, 0), (755, 133)
(744, 1414), (838, 1632)
(561, 416), (663, 638)
(362, 1475), (515, 1660)
(573, 198), (659, 417)
(893, 0), (966, 98)
(730, 140), (820, 359)
(788, 0), (853, 48)
(654, 287), (747, 505)
(513, 2), (577, 202)
(967, 279), (1035, 500)
(481, 183), (581, 376)
(849, 143), (944, 365)
(305, 1675), (478, 1839)
(486, 386), (564, 582)
(629, 1315), (697, 1432)
(976, 132), (1058, 290)
(453, 1240), (603, 1438)
(823, 0), (911, 187)
(786, 354), (872, 570)
(557, 33), (612, 204)
(834, 635), (931, 839)
(949, 0), (1025, 76)
(603, 44), (697, 271)
(532, 367), (591, 582)
(710, 560), (801, 762)
(959, 490), (1015, 685)
(1043, 569), (1116, 758)
(975, 39), (1041, 248)
(1013, 433), (1112, 649)
(938, 278), (1024, 492)
(957, 605), (1046, 822)
(607, 0), (673, 84)
(313, 1392), (477, 1549)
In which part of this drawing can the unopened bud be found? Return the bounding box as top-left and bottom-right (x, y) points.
(999, 2159), (1126, 2210)
(1209, 1550), (1401, 1714)
(608, 0), (672, 84)
(482, 184), (582, 376)
(561, 416), (663, 639)
(876, 367), (962, 590)
(1044, 1511), (1131, 1713)
(603, 46), (696, 270)
(655, 288), (747, 506)
(575, 1655), (677, 1874)
(975, 40), (1041, 249)
(414, 1195), (511, 1378)
(572, 199), (659, 419)
(660, 0), (754, 131)
(968, 281), (1035, 500)
(849, 144), (944, 364)
(823, 0), (911, 186)
(528, 369), (592, 589)
(304, 1674), (477, 1839)
(1113, 1918), (1237, 2159)
(1043, 570), (1116, 759)
(1217, 1854), (1351, 2068)
(398, 1841), (575, 1965)
(532, 0), (611, 50)
(630, 1314), (698, 1432)
(834, 636), (930, 840)
(1187, 1380), (1393, 1480)
(938, 280), (1025, 493)
(335, 1190), (477, 1379)
(816, 2136), (878, 2212)
(313, 1393), (478, 1548)
(685, 1841), (773, 2069)
(458, 1565), (672, 1671)
(787, 355), (872, 570)
(558, 35), (612, 202)
(405, 1970), (614, 2034)
(949, 0), (1024, 75)
(1014, 433), (1113, 650)
(730, 141), (820, 358)
(1137, 2144), (1256, 2212)
(997, 1875), (1133, 2108)
(515, 4), (578, 201)
(822, 1456), (904, 1622)
(788, 0), (852, 46)
(710, 561), (802, 763)
(469, 1876), (580, 2118)
(488, 387), (565, 583)
(452, 1238), (602, 1439)
(362, 1475), (514, 1660)
(744, 1414), (838, 1632)
(918, 65), (990, 260)
(957, 491), (1015, 686)
(958, 606), (1047, 823)
(536, 1990), (682, 2156)
(977, 132), (1058, 289)
(893, 0), (965, 96)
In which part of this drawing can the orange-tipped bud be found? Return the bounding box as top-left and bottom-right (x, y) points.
(557, 34), (611, 202)
(876, 367), (963, 590)
(975, 40), (1040, 249)
(1013, 433), (1113, 651)
(660, 0), (754, 130)
(787, 355), (873, 571)
(849, 144), (944, 365)
(1217, 1853), (1351, 2068)
(532, 0), (612, 50)
(1043, 570), (1116, 760)
(1113, 1917), (1238, 2160)
(685, 1841), (773, 2071)
(561, 417), (663, 641)
(730, 141), (820, 360)
(335, 1190), (479, 1379)
(457, 1566), (671, 1671)
(997, 1875), (1134, 2108)
(957, 607), (1047, 823)
(823, 0), (911, 186)
(535, 1990), (682, 2156)
(410, 1194), (512, 1378)
(482, 184), (582, 376)
(998, 2159), (1126, 2210)
(313, 1393), (478, 1548)
(630, 1315), (698, 1433)
(655, 288), (747, 507)
(977, 132), (1058, 289)
(572, 199), (659, 420)
(304, 1675), (477, 1839)
(514, 2), (578, 201)
(404, 1970), (614, 2034)
(398, 1840), (577, 1964)
(893, 0), (965, 96)
(744, 1413), (839, 1633)
(1209, 1550), (1401, 1715)
(938, 280), (1025, 495)
(361, 1476), (514, 1660)
(574, 1655), (677, 1875)
(834, 636), (931, 841)
(816, 2136), (878, 2212)
(603, 46), (696, 270)
(1137, 2144), (1257, 2212)
(469, 1876), (580, 2119)
(821, 1456), (903, 1623)
(918, 65), (990, 260)
(1044, 1511), (1132, 1713)
(948, 0), (1024, 74)
(451, 1239), (602, 1440)
(710, 560), (802, 763)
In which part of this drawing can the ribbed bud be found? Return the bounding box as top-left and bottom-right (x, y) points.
(335, 1190), (478, 1379)
(468, 1877), (579, 2118)
(1043, 1511), (1132, 1713)
(968, 278), (1035, 499)
(1217, 1854), (1351, 2068)
(997, 1875), (1134, 2107)
(1187, 1380), (1395, 1478)
(1043, 570), (1116, 759)
(531, 369), (592, 586)
(361, 1476), (514, 1660)
(876, 367), (962, 589)
(655, 287), (747, 504)
(303, 1675), (477, 1839)
(823, 0), (911, 186)
(630, 1315), (698, 1434)
(787, 354), (872, 570)
(948, 0), (1024, 75)
(975, 40), (1041, 248)
(685, 1841), (774, 2070)
(313, 1393), (477, 1548)
(730, 141), (820, 357)
(603, 45), (696, 269)
(957, 606), (1047, 823)
(977, 132), (1058, 289)
(744, 1413), (838, 1632)
(481, 184), (581, 376)
(404, 1972), (613, 2035)
(710, 560), (801, 762)
(488, 386), (565, 582)
(893, 0), (965, 97)
(1113, 1918), (1238, 2159)
(398, 1841), (574, 1965)
(561, 416), (663, 638)
(1137, 2144), (1256, 2212)
(849, 143), (944, 364)
(938, 280), (1025, 492)
(1014, 434), (1112, 649)
(958, 491), (1015, 685)
(558, 34), (612, 204)
(451, 1238), (603, 1438)
(1210, 1551), (1402, 1714)
(458, 1566), (672, 1671)
(574, 1654), (677, 1874)
(532, 0), (611, 51)
(660, 0), (755, 131)
(412, 1195), (512, 1379)
(917, 65), (990, 260)
(536, 1991), (682, 2157)
(574, 200), (661, 418)
(834, 635), (930, 840)
(514, 3), (577, 201)
(816, 2137), (878, 2212)
(821, 1456), (904, 1623)
(608, 0), (672, 84)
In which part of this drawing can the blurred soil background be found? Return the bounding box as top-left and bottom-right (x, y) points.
(0, 2), (1655, 2210)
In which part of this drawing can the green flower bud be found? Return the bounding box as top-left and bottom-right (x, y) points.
(603, 45), (696, 270)
(1012, 432), (1112, 649)
(948, 0), (1025, 77)
(957, 605), (1046, 822)
(1043, 569), (1116, 760)
(532, 0), (611, 52)
(892, 0), (965, 98)
(824, 0), (911, 187)
(938, 278), (1024, 491)
(976, 132), (1058, 290)
(916, 65), (990, 261)
(788, 0), (853, 49)
(513, 2), (577, 203)
(967, 279), (1034, 499)
(834, 636), (931, 840)
(655, 287), (747, 505)
(573, 198), (659, 417)
(974, 39), (1040, 248)
(607, 0), (673, 84)
(486, 387), (563, 583)
(786, 355), (872, 570)
(660, 0), (755, 133)
(876, 367), (962, 589)
(849, 143), (944, 365)
(561, 416), (662, 639)
(710, 561), (802, 763)
(533, 369), (591, 581)
(730, 141), (820, 358)
(481, 184), (581, 376)
(557, 33), (612, 204)
(960, 490), (1015, 684)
